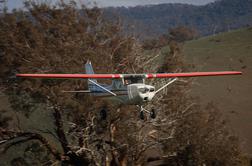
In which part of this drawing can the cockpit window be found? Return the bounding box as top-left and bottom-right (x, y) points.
(124, 78), (144, 85)
(124, 79), (131, 85)
(150, 88), (155, 92)
(138, 87), (149, 93)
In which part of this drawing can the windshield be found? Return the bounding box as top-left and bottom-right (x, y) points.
(138, 87), (149, 93)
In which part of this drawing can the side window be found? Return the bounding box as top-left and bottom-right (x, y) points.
(150, 88), (155, 92)
(125, 79), (131, 85)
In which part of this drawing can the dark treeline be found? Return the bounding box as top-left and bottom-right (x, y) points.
(104, 0), (252, 39)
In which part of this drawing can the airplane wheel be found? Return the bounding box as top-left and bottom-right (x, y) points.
(100, 108), (107, 120)
(150, 109), (156, 119)
(140, 111), (145, 120)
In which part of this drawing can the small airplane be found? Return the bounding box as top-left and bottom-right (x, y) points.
(16, 61), (242, 119)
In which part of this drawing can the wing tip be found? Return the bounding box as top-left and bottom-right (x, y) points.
(16, 74), (23, 77)
(232, 71), (242, 75)
(16, 74), (35, 77)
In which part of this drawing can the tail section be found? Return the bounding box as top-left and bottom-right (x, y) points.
(85, 61), (96, 75)
(85, 61), (97, 91)
(85, 61), (113, 93)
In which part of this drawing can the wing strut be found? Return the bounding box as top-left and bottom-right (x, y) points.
(88, 79), (117, 96)
(155, 78), (177, 94)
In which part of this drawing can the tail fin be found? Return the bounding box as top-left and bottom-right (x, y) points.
(85, 61), (96, 75)
(85, 61), (97, 91)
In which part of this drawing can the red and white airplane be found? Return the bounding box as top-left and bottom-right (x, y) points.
(16, 61), (242, 119)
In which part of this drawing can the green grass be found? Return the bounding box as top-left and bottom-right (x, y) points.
(184, 27), (252, 155)
(185, 28), (252, 70)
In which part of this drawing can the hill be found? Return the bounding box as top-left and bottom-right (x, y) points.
(183, 27), (252, 155)
(105, 0), (252, 39)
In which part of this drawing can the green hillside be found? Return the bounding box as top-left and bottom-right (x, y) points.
(106, 0), (252, 38)
(184, 28), (252, 155)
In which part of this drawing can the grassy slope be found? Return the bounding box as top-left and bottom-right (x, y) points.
(184, 28), (252, 155)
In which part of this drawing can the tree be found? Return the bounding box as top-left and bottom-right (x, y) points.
(0, 0), (7, 13)
(168, 26), (198, 43)
(0, 1), (140, 165)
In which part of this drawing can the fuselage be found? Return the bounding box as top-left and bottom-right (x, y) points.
(127, 83), (155, 105)
(91, 83), (156, 105)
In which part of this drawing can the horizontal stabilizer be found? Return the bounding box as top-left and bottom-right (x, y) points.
(62, 90), (91, 93)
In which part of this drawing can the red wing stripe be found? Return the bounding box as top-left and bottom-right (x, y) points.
(16, 71), (242, 79)
(149, 71), (242, 78)
(16, 74), (121, 79)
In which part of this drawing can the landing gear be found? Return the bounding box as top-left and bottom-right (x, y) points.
(138, 106), (157, 120)
(150, 109), (156, 119)
(140, 111), (145, 120)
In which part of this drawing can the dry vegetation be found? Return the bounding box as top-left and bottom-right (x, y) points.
(0, 1), (246, 165)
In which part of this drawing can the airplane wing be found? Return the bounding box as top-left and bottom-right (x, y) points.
(145, 71), (242, 78)
(16, 74), (123, 79)
(16, 71), (242, 79)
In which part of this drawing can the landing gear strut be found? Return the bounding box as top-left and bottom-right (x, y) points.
(138, 106), (157, 120)
(140, 111), (145, 120)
